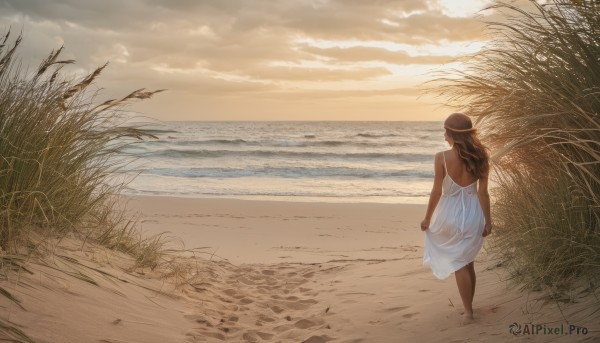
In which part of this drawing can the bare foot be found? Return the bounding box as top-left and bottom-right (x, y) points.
(461, 312), (475, 325)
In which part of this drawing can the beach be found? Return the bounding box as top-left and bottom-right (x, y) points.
(2, 0), (599, 341)
(2, 196), (597, 342)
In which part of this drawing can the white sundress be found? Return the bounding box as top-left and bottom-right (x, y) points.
(423, 150), (486, 280)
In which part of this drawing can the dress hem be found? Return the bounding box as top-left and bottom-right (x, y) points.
(423, 258), (475, 280)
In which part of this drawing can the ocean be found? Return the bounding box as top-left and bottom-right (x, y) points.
(121, 121), (447, 204)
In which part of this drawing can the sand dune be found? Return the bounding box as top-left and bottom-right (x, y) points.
(1, 196), (598, 342)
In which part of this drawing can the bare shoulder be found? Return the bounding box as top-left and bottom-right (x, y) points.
(435, 150), (450, 159)
(435, 150), (451, 162)
(433, 151), (443, 164)
(433, 151), (447, 172)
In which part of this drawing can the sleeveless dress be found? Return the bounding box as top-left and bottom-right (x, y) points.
(423, 150), (486, 280)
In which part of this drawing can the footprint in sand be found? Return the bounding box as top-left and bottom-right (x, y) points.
(216, 294), (234, 304)
(224, 289), (246, 299)
(186, 263), (326, 342)
(198, 331), (226, 340)
(302, 271), (315, 278)
(239, 297), (254, 305)
(185, 314), (214, 327)
(243, 330), (274, 342)
(223, 288), (237, 296)
(402, 312), (419, 318)
(217, 325), (240, 334)
(383, 306), (409, 313)
(257, 285), (275, 293)
(269, 305), (285, 314)
(272, 324), (294, 333)
(294, 318), (318, 329)
(256, 332), (274, 340)
(301, 334), (335, 343)
(257, 314), (275, 323)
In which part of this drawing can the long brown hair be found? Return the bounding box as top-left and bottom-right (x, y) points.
(444, 113), (490, 179)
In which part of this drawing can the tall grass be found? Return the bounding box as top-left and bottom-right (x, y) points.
(0, 30), (166, 265)
(436, 0), (600, 299)
(0, 31), (187, 341)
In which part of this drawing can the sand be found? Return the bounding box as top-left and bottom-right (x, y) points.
(1, 196), (598, 342)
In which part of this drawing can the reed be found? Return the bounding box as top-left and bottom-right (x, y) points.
(0, 30), (167, 257)
(435, 0), (600, 299)
(0, 31), (169, 340)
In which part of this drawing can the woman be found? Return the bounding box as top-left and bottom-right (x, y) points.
(420, 113), (492, 324)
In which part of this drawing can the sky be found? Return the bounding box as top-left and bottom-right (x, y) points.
(0, 0), (507, 121)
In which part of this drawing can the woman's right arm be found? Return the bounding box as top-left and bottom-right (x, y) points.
(421, 152), (444, 231)
(477, 174), (492, 236)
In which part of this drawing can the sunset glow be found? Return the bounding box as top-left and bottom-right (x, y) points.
(0, 0), (505, 121)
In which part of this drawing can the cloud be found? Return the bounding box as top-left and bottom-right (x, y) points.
(0, 0), (493, 120)
(300, 45), (456, 65)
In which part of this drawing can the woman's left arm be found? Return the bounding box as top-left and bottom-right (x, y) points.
(421, 152), (444, 231)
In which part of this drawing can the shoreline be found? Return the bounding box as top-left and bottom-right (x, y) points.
(120, 192), (430, 205)
(123, 194), (428, 208)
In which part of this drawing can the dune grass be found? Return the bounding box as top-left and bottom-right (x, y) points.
(435, 0), (600, 301)
(0, 30), (166, 260)
(0, 31), (170, 341)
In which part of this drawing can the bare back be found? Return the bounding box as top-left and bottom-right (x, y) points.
(443, 149), (478, 188)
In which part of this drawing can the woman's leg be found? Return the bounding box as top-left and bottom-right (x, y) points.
(454, 264), (474, 320)
(467, 261), (476, 299)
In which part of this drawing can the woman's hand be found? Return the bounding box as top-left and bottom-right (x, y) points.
(482, 223), (493, 237)
(420, 218), (430, 231)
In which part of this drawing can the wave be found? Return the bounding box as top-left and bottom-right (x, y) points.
(355, 133), (400, 138)
(116, 121), (441, 202)
(143, 129), (180, 134)
(124, 187), (431, 199)
(188, 139), (248, 145)
(147, 149), (432, 162)
(146, 139), (407, 148)
(142, 166), (433, 179)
